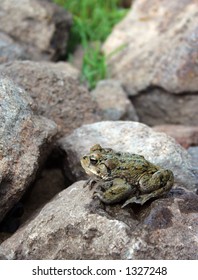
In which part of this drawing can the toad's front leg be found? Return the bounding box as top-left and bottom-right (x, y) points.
(83, 177), (101, 190)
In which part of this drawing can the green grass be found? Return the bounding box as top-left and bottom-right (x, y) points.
(54, 0), (129, 89)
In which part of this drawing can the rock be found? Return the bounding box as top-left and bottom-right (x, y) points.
(0, 61), (101, 137)
(0, 76), (58, 223)
(0, 0), (72, 61)
(90, 80), (139, 121)
(71, 45), (84, 71)
(187, 146), (198, 185)
(0, 181), (197, 259)
(120, 0), (133, 8)
(0, 32), (29, 63)
(103, 0), (198, 125)
(131, 88), (198, 126)
(0, 232), (11, 245)
(58, 121), (197, 191)
(21, 168), (66, 223)
(0, 253), (7, 260)
(153, 125), (198, 148)
(188, 147), (198, 169)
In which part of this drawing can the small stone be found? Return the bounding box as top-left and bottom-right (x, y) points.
(91, 79), (139, 121)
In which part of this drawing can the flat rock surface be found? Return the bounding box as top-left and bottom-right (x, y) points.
(0, 61), (101, 137)
(59, 121), (197, 191)
(0, 181), (197, 259)
(0, 0), (72, 61)
(0, 76), (58, 223)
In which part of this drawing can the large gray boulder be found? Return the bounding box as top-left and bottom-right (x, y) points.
(0, 181), (197, 259)
(0, 76), (58, 223)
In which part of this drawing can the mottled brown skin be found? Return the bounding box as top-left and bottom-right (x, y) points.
(81, 144), (174, 207)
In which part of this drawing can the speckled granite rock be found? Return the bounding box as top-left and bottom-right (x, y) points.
(0, 61), (101, 137)
(0, 181), (197, 259)
(0, 76), (58, 223)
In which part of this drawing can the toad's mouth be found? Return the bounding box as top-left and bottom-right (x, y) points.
(83, 167), (110, 180)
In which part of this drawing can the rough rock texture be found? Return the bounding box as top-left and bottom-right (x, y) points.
(153, 125), (198, 148)
(188, 146), (198, 185)
(58, 121), (197, 191)
(21, 168), (66, 223)
(0, 0), (72, 61)
(91, 80), (139, 121)
(0, 61), (101, 137)
(0, 32), (29, 63)
(103, 0), (198, 125)
(0, 181), (197, 259)
(131, 88), (198, 126)
(0, 76), (58, 223)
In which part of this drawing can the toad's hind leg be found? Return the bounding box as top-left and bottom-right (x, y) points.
(139, 169), (174, 194)
(122, 170), (174, 207)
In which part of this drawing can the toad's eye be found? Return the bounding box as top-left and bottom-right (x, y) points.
(90, 157), (98, 165)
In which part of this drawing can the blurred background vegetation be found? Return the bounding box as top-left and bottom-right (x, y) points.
(53, 0), (129, 89)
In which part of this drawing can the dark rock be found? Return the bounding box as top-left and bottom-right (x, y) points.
(21, 168), (66, 223)
(131, 88), (198, 126)
(0, 203), (24, 233)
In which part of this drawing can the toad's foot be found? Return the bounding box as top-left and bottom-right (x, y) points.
(121, 186), (170, 208)
(83, 178), (101, 190)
